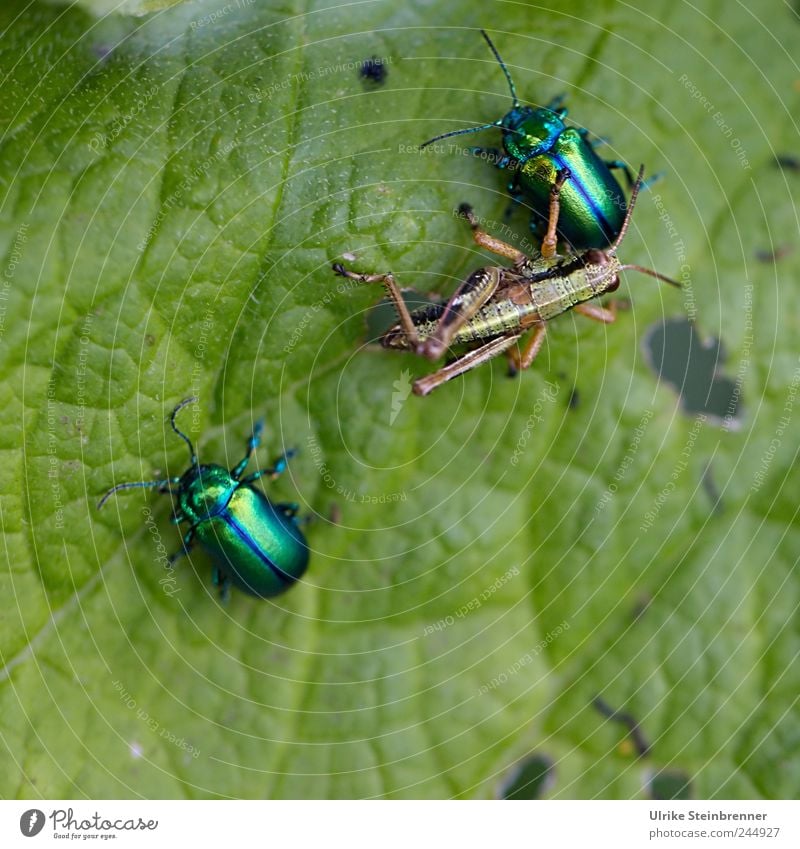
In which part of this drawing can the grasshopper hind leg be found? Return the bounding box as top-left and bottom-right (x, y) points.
(412, 334), (522, 396)
(333, 263), (422, 348)
(416, 265), (501, 361)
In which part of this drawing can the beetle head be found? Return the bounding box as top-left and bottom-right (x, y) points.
(178, 464), (236, 524)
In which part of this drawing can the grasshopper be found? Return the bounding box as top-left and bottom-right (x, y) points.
(333, 166), (679, 396)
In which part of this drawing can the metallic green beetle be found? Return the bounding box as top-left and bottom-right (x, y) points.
(334, 167), (679, 396)
(98, 398), (309, 600)
(421, 30), (636, 251)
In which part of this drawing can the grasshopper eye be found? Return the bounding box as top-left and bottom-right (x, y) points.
(584, 249), (608, 266)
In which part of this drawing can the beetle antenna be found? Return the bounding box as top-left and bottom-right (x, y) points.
(480, 29), (520, 108)
(420, 120), (534, 149)
(620, 263), (682, 288)
(97, 479), (175, 510)
(420, 121), (501, 149)
(420, 30), (522, 149)
(170, 396), (199, 467)
(420, 31), (532, 150)
(97, 398), (200, 509)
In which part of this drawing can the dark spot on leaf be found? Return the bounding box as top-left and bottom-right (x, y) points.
(360, 56), (388, 85)
(632, 592), (652, 621)
(775, 154), (800, 171)
(498, 754), (553, 799)
(648, 768), (693, 800)
(593, 696), (651, 757)
(568, 387), (580, 409)
(93, 43), (114, 60)
(701, 460), (723, 514)
(643, 317), (740, 426)
(755, 245), (792, 263)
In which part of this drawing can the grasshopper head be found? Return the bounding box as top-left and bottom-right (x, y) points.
(582, 248), (621, 294)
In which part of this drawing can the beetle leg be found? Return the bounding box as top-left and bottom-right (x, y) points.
(212, 567), (232, 602)
(507, 324), (547, 374)
(580, 128), (610, 149)
(333, 264), (422, 348)
(503, 189), (525, 221)
(416, 265), (502, 360)
(279, 503), (313, 527)
(468, 146), (511, 169)
(607, 160), (663, 191)
(574, 301), (620, 324)
(504, 174), (530, 219)
(578, 126), (610, 148)
(605, 159), (637, 188)
(412, 334), (522, 396)
(168, 527), (195, 565)
(527, 215), (547, 242)
(459, 203), (529, 265)
(540, 168), (571, 260)
(544, 94), (567, 115)
(242, 449), (296, 484)
(231, 420), (265, 479)
(167, 549), (187, 565)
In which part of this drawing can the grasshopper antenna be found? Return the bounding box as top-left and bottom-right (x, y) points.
(620, 263), (682, 288)
(613, 165), (681, 288)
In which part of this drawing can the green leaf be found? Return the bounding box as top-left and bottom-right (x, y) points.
(47, 0), (188, 17)
(1, 0), (798, 799)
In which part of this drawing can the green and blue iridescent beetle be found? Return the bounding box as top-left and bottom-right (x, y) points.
(98, 398), (309, 600)
(421, 30), (637, 251)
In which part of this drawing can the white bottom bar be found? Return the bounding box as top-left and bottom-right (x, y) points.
(3, 800), (799, 848)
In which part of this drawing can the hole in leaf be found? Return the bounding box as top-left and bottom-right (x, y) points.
(499, 754), (554, 799)
(701, 459), (724, 514)
(643, 317), (740, 427)
(775, 153), (800, 172)
(648, 768), (693, 800)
